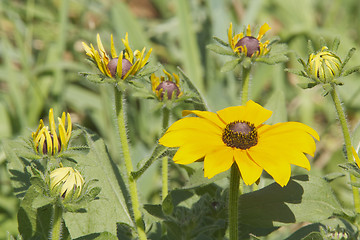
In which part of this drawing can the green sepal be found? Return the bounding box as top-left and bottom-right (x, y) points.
(341, 48), (356, 69)
(212, 36), (229, 47)
(339, 162), (360, 178)
(207, 44), (234, 56)
(297, 82), (318, 89)
(79, 72), (116, 84)
(331, 37), (340, 52)
(307, 40), (315, 55)
(137, 64), (160, 77)
(298, 57), (307, 69)
(322, 83), (333, 96)
(284, 68), (309, 78)
(342, 65), (360, 77)
(221, 59), (240, 72)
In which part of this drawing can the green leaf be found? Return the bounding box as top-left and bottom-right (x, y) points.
(206, 44), (234, 56)
(212, 36), (229, 47)
(162, 189), (194, 216)
(221, 59), (240, 72)
(143, 204), (165, 220)
(332, 37), (340, 52)
(132, 144), (167, 180)
(137, 64), (160, 77)
(284, 68), (308, 78)
(178, 67), (208, 111)
(17, 186), (53, 240)
(62, 127), (133, 238)
(73, 232), (118, 240)
(79, 72), (116, 84)
(238, 175), (346, 229)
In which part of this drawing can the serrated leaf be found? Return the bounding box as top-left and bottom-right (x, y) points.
(143, 204), (165, 219)
(62, 127), (133, 238)
(32, 195), (53, 209)
(221, 59), (240, 72)
(239, 175), (346, 228)
(73, 232), (118, 240)
(137, 64), (160, 77)
(206, 44), (234, 56)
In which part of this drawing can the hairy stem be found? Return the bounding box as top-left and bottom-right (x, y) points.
(162, 107), (170, 201)
(330, 85), (360, 213)
(51, 205), (63, 240)
(114, 88), (147, 239)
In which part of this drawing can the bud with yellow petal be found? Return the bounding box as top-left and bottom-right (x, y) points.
(50, 167), (84, 201)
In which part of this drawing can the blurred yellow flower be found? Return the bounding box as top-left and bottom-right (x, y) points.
(228, 23), (271, 57)
(151, 70), (182, 100)
(159, 100), (319, 187)
(50, 167), (84, 200)
(32, 109), (72, 156)
(307, 46), (342, 83)
(82, 33), (152, 80)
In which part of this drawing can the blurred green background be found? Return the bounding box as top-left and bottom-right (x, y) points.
(1, 0), (360, 238)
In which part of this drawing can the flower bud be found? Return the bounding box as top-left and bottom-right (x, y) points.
(50, 167), (84, 201)
(307, 47), (342, 83)
(235, 36), (260, 57)
(156, 81), (180, 100)
(107, 57), (133, 78)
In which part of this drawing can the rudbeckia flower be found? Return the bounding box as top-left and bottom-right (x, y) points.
(82, 33), (152, 80)
(159, 100), (319, 187)
(32, 109), (72, 156)
(228, 23), (271, 57)
(50, 167), (84, 200)
(151, 70), (183, 100)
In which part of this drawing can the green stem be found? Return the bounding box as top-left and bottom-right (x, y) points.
(51, 205), (63, 240)
(330, 84), (360, 213)
(114, 88), (147, 240)
(162, 108), (170, 201)
(241, 66), (251, 105)
(229, 164), (241, 240)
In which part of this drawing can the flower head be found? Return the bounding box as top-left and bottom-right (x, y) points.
(50, 167), (84, 200)
(82, 33), (152, 80)
(159, 100), (319, 187)
(151, 70), (183, 100)
(32, 109), (72, 156)
(307, 46), (342, 83)
(228, 23), (271, 57)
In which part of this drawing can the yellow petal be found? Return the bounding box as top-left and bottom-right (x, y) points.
(66, 113), (72, 144)
(164, 117), (223, 135)
(159, 128), (223, 148)
(204, 147), (234, 178)
(58, 117), (66, 152)
(110, 34), (117, 58)
(352, 147), (360, 168)
(141, 48), (152, 68)
(49, 109), (59, 154)
(234, 150), (263, 185)
(257, 23), (271, 40)
(173, 144), (222, 165)
(260, 121), (319, 141)
(96, 34), (106, 58)
(217, 100), (272, 127)
(228, 23), (233, 50)
(182, 110), (226, 129)
(122, 33), (134, 63)
(117, 51), (124, 79)
(246, 25), (251, 36)
(82, 42), (94, 57)
(247, 145), (291, 187)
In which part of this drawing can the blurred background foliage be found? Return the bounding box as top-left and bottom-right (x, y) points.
(1, 0), (360, 238)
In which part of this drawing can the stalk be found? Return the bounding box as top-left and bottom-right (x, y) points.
(329, 84), (360, 212)
(162, 107), (170, 200)
(114, 88), (147, 239)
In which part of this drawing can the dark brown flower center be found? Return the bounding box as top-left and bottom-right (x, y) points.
(222, 121), (258, 149)
(107, 57), (133, 78)
(156, 81), (180, 100)
(41, 134), (61, 154)
(235, 36), (260, 57)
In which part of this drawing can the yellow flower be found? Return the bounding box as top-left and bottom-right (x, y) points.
(82, 33), (152, 80)
(228, 23), (271, 57)
(32, 109), (72, 156)
(307, 46), (342, 83)
(50, 167), (84, 200)
(352, 147), (360, 168)
(151, 70), (183, 100)
(159, 100), (319, 187)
